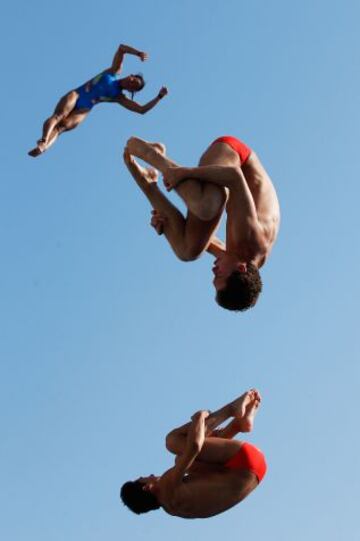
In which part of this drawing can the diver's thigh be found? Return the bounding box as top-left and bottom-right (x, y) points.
(54, 90), (79, 117)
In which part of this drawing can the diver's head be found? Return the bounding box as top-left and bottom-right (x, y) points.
(122, 74), (145, 95)
(120, 475), (161, 515)
(213, 254), (262, 311)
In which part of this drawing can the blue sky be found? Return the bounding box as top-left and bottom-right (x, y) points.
(1, 1), (360, 540)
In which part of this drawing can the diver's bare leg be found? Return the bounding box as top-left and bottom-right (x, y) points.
(124, 152), (225, 261)
(126, 137), (226, 220)
(126, 136), (178, 172)
(166, 390), (260, 455)
(124, 151), (197, 261)
(28, 91), (80, 157)
(46, 110), (89, 150)
(126, 137), (204, 206)
(215, 394), (261, 437)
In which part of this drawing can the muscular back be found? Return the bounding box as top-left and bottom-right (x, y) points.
(241, 153), (280, 248)
(199, 142), (280, 266)
(159, 467), (258, 519)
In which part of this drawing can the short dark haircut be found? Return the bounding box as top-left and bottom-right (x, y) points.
(120, 481), (161, 514)
(216, 263), (262, 311)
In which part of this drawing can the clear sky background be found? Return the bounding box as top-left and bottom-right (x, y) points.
(1, 1), (360, 540)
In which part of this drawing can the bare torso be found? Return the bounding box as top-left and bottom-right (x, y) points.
(236, 152), (280, 266)
(200, 142), (280, 267)
(242, 153), (280, 235)
(158, 465), (258, 519)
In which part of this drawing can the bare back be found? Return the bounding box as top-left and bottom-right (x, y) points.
(202, 141), (280, 266)
(242, 152), (280, 250)
(158, 466), (257, 519)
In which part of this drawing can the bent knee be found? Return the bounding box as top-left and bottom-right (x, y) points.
(43, 113), (61, 128)
(56, 121), (67, 134)
(153, 142), (166, 155)
(229, 165), (245, 182)
(59, 116), (82, 133)
(165, 433), (176, 453)
(165, 433), (184, 454)
(53, 112), (67, 124)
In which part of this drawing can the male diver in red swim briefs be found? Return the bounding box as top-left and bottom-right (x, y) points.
(123, 135), (280, 311)
(120, 389), (266, 518)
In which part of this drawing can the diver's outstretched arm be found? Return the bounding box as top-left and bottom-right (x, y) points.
(110, 43), (148, 74)
(117, 87), (168, 114)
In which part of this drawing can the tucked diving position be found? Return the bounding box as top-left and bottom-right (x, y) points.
(124, 135), (280, 311)
(120, 389), (266, 518)
(28, 43), (168, 157)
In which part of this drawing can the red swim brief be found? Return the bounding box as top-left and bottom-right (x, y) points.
(225, 442), (267, 483)
(212, 136), (252, 165)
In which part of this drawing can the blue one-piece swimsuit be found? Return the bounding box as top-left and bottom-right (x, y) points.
(75, 71), (122, 110)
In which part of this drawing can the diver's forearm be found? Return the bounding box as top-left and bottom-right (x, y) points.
(140, 95), (162, 114)
(176, 166), (238, 188)
(120, 44), (142, 56)
(186, 414), (207, 451)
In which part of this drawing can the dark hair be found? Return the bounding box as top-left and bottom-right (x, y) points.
(130, 73), (146, 99)
(120, 481), (161, 514)
(216, 263), (262, 311)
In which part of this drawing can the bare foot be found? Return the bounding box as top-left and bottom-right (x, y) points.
(230, 389), (258, 419)
(237, 396), (261, 432)
(123, 150), (158, 186)
(211, 390), (261, 437)
(28, 140), (46, 158)
(28, 147), (42, 157)
(126, 136), (166, 162)
(152, 142), (166, 155)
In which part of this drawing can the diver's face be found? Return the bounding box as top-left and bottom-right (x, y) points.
(124, 75), (142, 91)
(212, 255), (247, 291)
(137, 475), (159, 491)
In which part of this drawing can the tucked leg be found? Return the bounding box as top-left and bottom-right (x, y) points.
(124, 151), (223, 261)
(125, 137), (226, 221)
(165, 390), (260, 456)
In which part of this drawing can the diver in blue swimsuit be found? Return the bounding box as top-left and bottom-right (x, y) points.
(28, 43), (168, 157)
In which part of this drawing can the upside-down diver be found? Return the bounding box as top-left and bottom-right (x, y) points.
(121, 389), (266, 518)
(124, 135), (280, 312)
